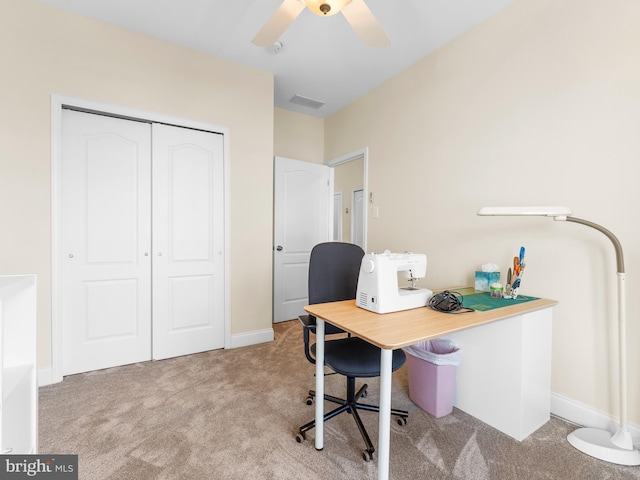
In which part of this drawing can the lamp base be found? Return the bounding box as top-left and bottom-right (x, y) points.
(567, 427), (640, 466)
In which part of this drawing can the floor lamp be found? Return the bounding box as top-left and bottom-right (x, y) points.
(477, 206), (640, 466)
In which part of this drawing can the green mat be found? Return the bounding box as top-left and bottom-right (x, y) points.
(460, 291), (539, 312)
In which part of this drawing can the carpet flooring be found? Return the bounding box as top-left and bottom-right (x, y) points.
(39, 320), (640, 479)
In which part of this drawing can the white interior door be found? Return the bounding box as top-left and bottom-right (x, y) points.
(60, 110), (152, 375)
(351, 188), (364, 249)
(273, 157), (330, 323)
(152, 124), (225, 359)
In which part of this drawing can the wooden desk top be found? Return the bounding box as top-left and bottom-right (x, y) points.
(304, 296), (558, 350)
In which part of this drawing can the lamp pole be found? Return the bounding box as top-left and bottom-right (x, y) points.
(563, 216), (636, 462)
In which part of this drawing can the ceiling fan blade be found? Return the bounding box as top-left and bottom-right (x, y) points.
(341, 0), (390, 47)
(252, 0), (306, 47)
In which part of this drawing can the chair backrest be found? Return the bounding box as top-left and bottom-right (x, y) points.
(309, 241), (364, 312)
(308, 242), (365, 305)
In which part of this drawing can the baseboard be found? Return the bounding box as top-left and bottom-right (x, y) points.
(38, 367), (55, 387)
(551, 392), (640, 445)
(37, 328), (274, 386)
(229, 327), (274, 349)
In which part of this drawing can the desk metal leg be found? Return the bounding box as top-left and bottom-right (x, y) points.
(377, 348), (392, 480)
(315, 319), (325, 451)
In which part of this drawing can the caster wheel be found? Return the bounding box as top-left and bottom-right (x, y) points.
(305, 396), (314, 405)
(362, 450), (374, 462)
(396, 416), (408, 426)
(295, 432), (306, 443)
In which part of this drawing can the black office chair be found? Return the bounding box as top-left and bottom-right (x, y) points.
(295, 242), (408, 461)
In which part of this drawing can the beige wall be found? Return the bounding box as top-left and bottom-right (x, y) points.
(0, 0), (274, 370)
(325, 0), (640, 424)
(274, 108), (324, 164)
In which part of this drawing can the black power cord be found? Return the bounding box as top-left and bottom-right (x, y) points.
(428, 290), (474, 314)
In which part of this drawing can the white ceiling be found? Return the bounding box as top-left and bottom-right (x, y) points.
(37, 0), (517, 118)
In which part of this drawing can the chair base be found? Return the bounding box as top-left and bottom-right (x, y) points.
(305, 388), (345, 406)
(296, 377), (408, 461)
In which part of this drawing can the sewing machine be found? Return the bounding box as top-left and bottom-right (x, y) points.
(356, 250), (432, 314)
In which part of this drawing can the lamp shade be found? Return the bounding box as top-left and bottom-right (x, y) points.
(304, 0), (351, 16)
(478, 206), (572, 219)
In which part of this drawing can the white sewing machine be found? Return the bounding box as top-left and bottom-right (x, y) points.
(356, 250), (432, 314)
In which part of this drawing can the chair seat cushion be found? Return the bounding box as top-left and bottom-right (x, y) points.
(312, 337), (406, 378)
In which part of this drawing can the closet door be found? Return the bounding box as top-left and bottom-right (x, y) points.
(152, 124), (225, 360)
(60, 110), (152, 375)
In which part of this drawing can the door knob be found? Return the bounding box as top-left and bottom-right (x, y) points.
(276, 246), (283, 251)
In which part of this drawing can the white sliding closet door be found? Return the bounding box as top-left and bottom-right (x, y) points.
(60, 110), (152, 375)
(60, 110), (225, 375)
(151, 124), (225, 360)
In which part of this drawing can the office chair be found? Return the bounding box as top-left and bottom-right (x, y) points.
(295, 242), (408, 462)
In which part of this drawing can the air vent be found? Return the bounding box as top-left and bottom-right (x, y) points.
(289, 94), (325, 110)
(358, 292), (368, 308)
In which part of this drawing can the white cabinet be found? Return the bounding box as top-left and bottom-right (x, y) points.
(446, 307), (553, 441)
(0, 275), (37, 454)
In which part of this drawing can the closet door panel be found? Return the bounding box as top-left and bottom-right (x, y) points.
(168, 275), (213, 330)
(60, 110), (152, 376)
(152, 124), (225, 360)
(170, 146), (211, 260)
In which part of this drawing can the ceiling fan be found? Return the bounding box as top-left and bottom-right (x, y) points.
(252, 0), (390, 48)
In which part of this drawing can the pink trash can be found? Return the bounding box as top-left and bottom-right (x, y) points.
(405, 339), (461, 418)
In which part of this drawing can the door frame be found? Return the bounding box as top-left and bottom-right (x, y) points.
(326, 148), (369, 253)
(50, 94), (231, 384)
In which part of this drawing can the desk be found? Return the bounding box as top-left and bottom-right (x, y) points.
(305, 296), (557, 480)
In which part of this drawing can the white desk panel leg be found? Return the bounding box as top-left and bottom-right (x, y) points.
(315, 319), (325, 450)
(378, 348), (393, 480)
(446, 308), (552, 441)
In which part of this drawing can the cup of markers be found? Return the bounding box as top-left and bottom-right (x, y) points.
(505, 246), (525, 299)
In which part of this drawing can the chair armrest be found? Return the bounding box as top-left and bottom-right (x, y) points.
(299, 314), (349, 365)
(299, 314), (317, 364)
(298, 314), (316, 329)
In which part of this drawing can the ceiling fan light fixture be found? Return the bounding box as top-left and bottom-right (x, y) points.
(304, 0), (351, 16)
